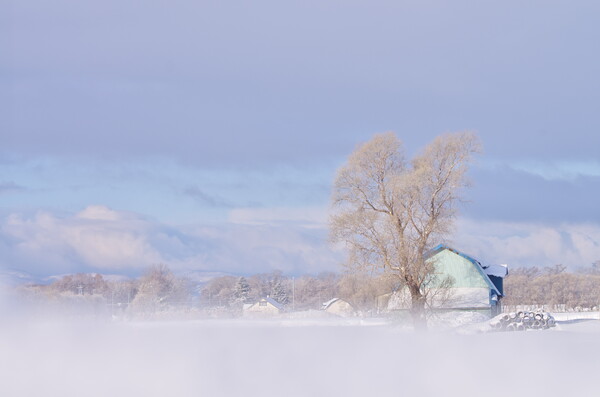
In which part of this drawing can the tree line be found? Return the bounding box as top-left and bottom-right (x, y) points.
(203, 263), (600, 314)
(17, 265), (397, 318)
(15, 261), (600, 318)
(19, 264), (191, 319)
(503, 263), (600, 312)
(200, 271), (396, 314)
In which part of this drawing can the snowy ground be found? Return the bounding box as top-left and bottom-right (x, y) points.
(1, 314), (599, 397)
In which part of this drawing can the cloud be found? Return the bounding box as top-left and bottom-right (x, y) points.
(453, 218), (600, 269)
(2, 204), (600, 278)
(464, 163), (600, 223)
(184, 222), (341, 275)
(0, 205), (342, 277)
(76, 205), (128, 221)
(0, 182), (25, 194)
(1, 206), (164, 274)
(228, 206), (328, 227)
(508, 160), (600, 181)
(183, 186), (233, 208)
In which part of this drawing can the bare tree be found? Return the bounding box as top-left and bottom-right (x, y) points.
(200, 275), (237, 307)
(502, 264), (600, 312)
(293, 273), (340, 310)
(130, 264), (191, 314)
(594, 260), (600, 273)
(330, 131), (480, 329)
(337, 272), (397, 313)
(544, 264), (567, 275)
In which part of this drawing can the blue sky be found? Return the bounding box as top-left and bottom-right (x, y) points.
(2, 1), (600, 278)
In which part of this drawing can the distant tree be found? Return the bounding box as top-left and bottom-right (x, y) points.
(291, 273), (339, 310)
(544, 264), (567, 275)
(293, 276), (319, 309)
(510, 266), (541, 278)
(503, 265), (600, 312)
(337, 272), (397, 312)
(200, 276), (237, 307)
(106, 279), (138, 305)
(232, 276), (251, 304)
(50, 273), (109, 296)
(130, 264), (190, 313)
(270, 275), (289, 305)
(248, 273), (272, 299)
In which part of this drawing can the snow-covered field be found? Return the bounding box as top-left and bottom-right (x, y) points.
(1, 315), (599, 397)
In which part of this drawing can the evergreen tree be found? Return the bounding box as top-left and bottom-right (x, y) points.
(233, 276), (251, 304)
(270, 277), (289, 305)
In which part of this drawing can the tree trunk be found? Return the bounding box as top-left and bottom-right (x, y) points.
(408, 284), (427, 331)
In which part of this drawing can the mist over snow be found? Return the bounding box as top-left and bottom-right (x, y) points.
(1, 318), (600, 397)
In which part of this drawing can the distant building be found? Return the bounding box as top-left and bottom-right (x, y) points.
(322, 298), (354, 317)
(384, 245), (508, 317)
(243, 297), (284, 317)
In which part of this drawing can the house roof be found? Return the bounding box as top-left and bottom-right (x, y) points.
(322, 298), (339, 310)
(427, 244), (505, 296)
(257, 296), (284, 310)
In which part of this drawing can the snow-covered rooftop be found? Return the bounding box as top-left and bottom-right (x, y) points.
(262, 297), (284, 310)
(482, 264), (509, 278)
(322, 298), (339, 310)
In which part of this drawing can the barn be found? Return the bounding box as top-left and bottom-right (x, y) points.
(385, 245), (508, 317)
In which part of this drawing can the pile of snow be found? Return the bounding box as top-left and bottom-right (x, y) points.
(429, 311), (491, 329)
(551, 311), (600, 322)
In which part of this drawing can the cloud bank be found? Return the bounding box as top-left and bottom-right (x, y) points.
(1, 205), (600, 279)
(0, 206), (342, 278)
(454, 218), (600, 269)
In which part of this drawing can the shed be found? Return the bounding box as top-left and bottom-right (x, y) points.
(322, 298), (354, 317)
(243, 297), (284, 317)
(387, 245), (508, 317)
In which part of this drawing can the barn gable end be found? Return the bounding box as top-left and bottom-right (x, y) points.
(385, 245), (507, 317)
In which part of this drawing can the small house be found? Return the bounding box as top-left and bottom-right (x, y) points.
(322, 298), (354, 317)
(386, 245), (508, 317)
(243, 297), (284, 317)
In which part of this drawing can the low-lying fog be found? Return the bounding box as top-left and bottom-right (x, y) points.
(1, 302), (599, 397)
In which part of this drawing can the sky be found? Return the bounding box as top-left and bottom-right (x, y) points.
(2, 0), (600, 279)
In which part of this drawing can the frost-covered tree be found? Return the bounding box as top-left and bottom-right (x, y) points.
(337, 272), (397, 312)
(50, 273), (109, 296)
(330, 132), (480, 329)
(200, 276), (237, 307)
(270, 277), (289, 305)
(293, 273), (340, 310)
(130, 264), (190, 313)
(232, 276), (251, 304)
